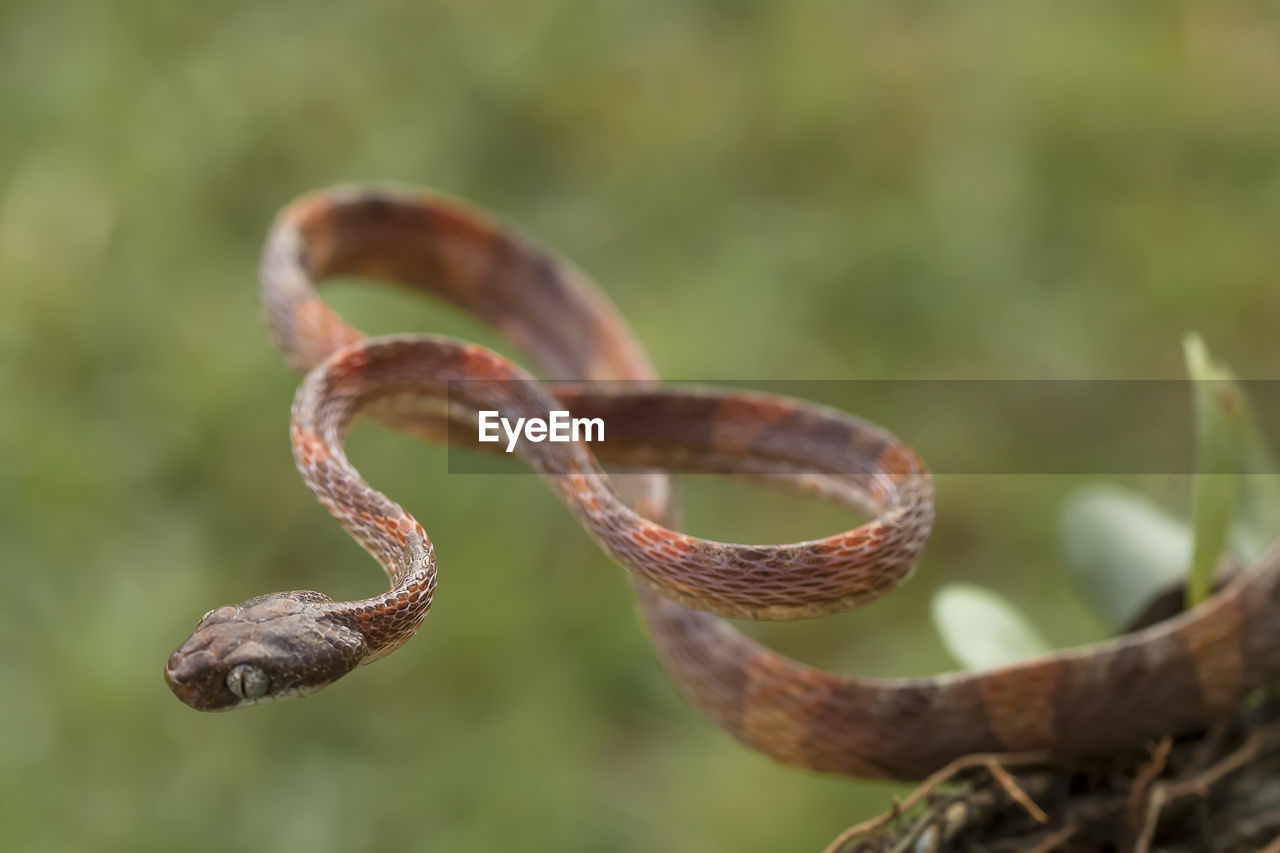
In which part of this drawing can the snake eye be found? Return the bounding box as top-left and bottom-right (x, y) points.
(226, 664), (270, 700)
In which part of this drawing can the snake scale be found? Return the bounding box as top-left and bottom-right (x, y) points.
(165, 186), (1280, 781)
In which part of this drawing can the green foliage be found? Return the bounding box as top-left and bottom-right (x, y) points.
(931, 584), (1051, 670)
(1183, 334), (1280, 606)
(1189, 348), (1280, 566)
(1185, 334), (1241, 606)
(1059, 484), (1192, 631)
(1055, 337), (1280, 630)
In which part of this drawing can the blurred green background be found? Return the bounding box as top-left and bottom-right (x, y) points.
(3, 2), (1279, 851)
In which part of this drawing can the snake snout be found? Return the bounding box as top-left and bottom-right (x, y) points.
(165, 632), (239, 711)
(164, 648), (210, 709)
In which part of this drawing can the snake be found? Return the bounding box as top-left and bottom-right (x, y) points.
(164, 186), (1280, 781)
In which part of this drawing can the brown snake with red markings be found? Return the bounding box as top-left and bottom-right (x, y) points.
(165, 186), (1280, 780)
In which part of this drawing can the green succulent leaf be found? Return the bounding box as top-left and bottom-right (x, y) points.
(1059, 484), (1191, 630)
(1185, 334), (1239, 607)
(931, 583), (1052, 671)
(1182, 334), (1280, 606)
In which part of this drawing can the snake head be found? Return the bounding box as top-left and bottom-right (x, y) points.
(164, 591), (367, 711)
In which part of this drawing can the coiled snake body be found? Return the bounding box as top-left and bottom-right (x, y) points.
(166, 187), (1280, 781)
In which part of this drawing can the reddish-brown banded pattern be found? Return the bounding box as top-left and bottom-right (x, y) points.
(166, 185), (1280, 782)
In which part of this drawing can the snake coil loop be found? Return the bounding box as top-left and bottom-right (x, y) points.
(166, 186), (1280, 780)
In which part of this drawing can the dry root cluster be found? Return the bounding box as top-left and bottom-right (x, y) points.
(827, 691), (1280, 853)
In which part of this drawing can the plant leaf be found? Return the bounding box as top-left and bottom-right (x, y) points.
(1059, 484), (1191, 630)
(1185, 334), (1247, 607)
(1223, 386), (1280, 564)
(931, 583), (1052, 671)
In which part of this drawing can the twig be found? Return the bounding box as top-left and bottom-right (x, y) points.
(1025, 822), (1078, 853)
(886, 804), (938, 853)
(984, 757), (1048, 824)
(1186, 717), (1232, 774)
(1163, 718), (1280, 799)
(1127, 737), (1172, 828)
(822, 751), (1054, 853)
(1134, 785), (1166, 853)
(1135, 718), (1280, 853)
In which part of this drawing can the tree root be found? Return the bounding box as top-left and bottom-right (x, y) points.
(826, 690), (1280, 852)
